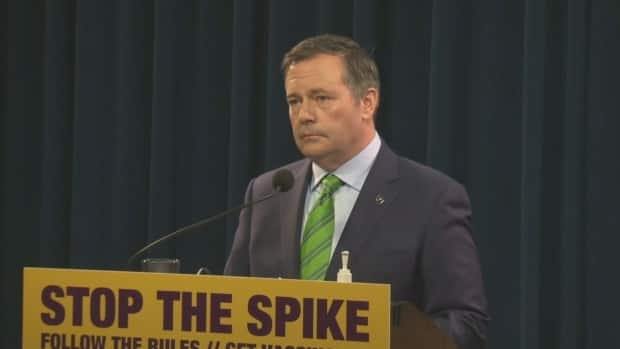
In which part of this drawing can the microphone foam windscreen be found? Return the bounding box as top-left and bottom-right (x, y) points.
(272, 169), (294, 192)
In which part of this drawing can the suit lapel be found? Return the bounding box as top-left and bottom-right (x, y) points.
(279, 160), (312, 278)
(326, 143), (401, 279)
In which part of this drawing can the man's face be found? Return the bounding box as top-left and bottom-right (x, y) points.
(285, 54), (377, 171)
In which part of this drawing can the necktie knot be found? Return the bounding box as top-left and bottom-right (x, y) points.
(320, 174), (343, 197)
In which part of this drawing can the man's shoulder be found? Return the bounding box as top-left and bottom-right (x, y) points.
(250, 158), (309, 193)
(387, 152), (471, 208)
(386, 147), (465, 194)
(400, 157), (459, 185)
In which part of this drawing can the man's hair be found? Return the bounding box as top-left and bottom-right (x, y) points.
(281, 34), (380, 101)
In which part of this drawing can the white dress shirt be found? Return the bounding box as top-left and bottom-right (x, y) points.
(301, 132), (382, 259)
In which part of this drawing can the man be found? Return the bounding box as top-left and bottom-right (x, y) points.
(224, 34), (489, 348)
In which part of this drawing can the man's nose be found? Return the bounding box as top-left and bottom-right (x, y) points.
(298, 101), (315, 123)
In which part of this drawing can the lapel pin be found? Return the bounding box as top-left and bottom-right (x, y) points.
(375, 194), (385, 205)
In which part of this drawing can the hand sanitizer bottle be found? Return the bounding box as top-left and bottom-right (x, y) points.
(337, 250), (352, 283)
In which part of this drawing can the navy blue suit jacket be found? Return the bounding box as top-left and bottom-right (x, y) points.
(224, 143), (489, 348)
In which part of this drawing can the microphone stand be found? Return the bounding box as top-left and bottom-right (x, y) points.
(127, 191), (278, 269)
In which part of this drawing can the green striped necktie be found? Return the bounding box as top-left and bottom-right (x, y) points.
(300, 174), (344, 280)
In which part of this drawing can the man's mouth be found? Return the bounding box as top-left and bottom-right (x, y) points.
(301, 134), (324, 140)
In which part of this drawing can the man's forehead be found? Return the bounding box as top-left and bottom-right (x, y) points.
(285, 56), (345, 88)
(287, 53), (344, 70)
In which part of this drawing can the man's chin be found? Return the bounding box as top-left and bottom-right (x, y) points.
(298, 144), (328, 160)
(297, 136), (324, 148)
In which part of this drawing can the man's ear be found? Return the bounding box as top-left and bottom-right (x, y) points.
(360, 88), (379, 121)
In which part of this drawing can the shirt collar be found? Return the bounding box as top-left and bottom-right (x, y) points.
(310, 132), (381, 192)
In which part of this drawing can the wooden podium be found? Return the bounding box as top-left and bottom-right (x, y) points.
(23, 267), (456, 349)
(391, 301), (457, 349)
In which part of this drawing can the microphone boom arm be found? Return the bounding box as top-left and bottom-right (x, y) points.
(127, 191), (277, 269)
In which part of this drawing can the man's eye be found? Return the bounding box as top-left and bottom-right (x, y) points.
(316, 95), (330, 102)
(288, 99), (299, 106)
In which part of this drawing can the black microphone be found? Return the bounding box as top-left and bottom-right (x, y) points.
(127, 169), (295, 269)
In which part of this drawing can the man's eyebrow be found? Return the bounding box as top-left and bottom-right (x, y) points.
(309, 88), (329, 95)
(287, 88), (329, 98)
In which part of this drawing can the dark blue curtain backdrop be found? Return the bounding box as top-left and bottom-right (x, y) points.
(2, 0), (619, 348)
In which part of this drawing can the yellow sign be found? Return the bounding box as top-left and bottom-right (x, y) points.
(23, 267), (390, 349)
